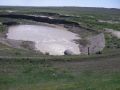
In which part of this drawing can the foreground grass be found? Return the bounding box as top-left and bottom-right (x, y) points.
(0, 53), (120, 90)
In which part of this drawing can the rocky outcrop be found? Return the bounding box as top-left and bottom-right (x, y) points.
(104, 28), (120, 39)
(79, 33), (105, 55)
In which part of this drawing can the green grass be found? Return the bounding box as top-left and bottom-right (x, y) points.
(0, 42), (119, 90)
(0, 43), (44, 57)
(0, 25), (5, 32)
(0, 54), (120, 90)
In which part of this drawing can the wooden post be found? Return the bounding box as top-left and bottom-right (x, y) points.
(88, 47), (90, 55)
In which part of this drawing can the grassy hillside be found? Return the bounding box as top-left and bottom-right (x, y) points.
(0, 6), (120, 54)
(0, 6), (120, 90)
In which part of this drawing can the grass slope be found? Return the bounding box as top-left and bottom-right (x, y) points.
(0, 54), (120, 90)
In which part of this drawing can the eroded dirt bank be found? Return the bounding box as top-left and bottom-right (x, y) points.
(0, 14), (79, 26)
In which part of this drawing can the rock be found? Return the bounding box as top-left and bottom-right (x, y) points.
(64, 49), (74, 55)
(79, 33), (105, 55)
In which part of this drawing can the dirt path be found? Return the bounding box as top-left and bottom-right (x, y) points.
(0, 54), (120, 73)
(53, 55), (120, 72)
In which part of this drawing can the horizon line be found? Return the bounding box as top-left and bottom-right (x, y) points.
(0, 5), (120, 9)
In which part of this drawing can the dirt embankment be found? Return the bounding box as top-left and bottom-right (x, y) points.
(0, 14), (79, 26)
(0, 37), (35, 50)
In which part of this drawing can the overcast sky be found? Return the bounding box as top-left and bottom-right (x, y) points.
(0, 0), (120, 9)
